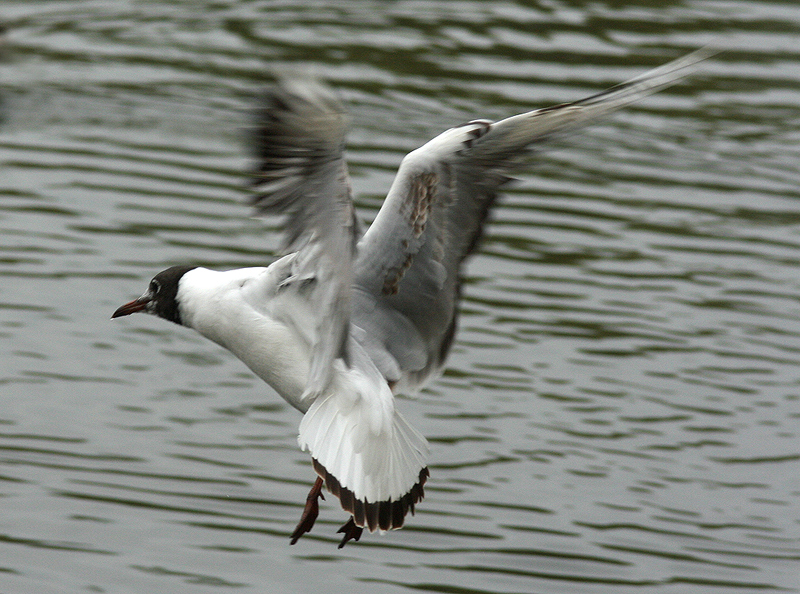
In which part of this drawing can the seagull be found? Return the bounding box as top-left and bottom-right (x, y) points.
(112, 49), (711, 548)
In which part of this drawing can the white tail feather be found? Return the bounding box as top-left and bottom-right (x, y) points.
(297, 345), (430, 531)
(298, 367), (429, 505)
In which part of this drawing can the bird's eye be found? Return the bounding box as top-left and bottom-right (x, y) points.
(150, 280), (161, 294)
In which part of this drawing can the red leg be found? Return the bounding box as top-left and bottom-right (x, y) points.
(290, 476), (325, 545)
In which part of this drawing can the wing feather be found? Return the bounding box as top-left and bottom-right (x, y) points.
(353, 49), (714, 390)
(250, 77), (358, 394)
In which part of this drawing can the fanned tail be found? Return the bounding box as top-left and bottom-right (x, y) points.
(297, 352), (430, 532)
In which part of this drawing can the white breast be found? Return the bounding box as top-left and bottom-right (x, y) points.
(174, 265), (430, 529)
(176, 266), (313, 411)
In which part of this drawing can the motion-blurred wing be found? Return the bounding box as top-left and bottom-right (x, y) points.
(251, 77), (358, 394)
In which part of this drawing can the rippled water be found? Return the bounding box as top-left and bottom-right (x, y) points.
(2, 1), (799, 593)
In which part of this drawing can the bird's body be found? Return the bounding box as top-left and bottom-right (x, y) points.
(113, 49), (712, 547)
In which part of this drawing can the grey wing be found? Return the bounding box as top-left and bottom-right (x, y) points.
(353, 49), (713, 389)
(250, 77), (358, 394)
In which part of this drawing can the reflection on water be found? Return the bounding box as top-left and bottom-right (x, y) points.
(1, 1), (799, 593)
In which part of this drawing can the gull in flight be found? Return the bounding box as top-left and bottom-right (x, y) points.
(113, 50), (711, 547)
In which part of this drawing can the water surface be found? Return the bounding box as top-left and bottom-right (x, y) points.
(1, 1), (799, 593)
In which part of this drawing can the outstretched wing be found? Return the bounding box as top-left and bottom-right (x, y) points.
(250, 77), (358, 395)
(353, 49), (713, 389)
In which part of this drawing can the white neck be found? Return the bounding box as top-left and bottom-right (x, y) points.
(176, 267), (312, 411)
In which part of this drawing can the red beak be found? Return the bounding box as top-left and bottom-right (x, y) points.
(111, 297), (150, 319)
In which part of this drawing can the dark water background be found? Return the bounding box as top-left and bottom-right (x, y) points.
(1, 1), (799, 592)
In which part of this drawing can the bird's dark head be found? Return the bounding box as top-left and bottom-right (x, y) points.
(112, 265), (197, 325)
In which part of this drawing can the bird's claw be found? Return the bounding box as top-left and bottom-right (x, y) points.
(337, 517), (363, 548)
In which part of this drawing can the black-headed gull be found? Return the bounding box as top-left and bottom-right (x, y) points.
(113, 49), (711, 548)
